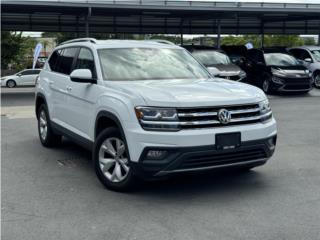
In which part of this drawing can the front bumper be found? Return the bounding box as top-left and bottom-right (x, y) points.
(271, 77), (313, 92)
(131, 135), (276, 178)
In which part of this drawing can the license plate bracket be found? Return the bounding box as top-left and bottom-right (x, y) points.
(216, 132), (241, 150)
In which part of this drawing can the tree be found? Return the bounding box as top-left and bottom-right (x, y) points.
(1, 31), (36, 70)
(221, 35), (306, 48)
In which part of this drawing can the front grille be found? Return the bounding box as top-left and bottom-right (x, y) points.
(282, 77), (311, 85)
(178, 148), (267, 169)
(176, 103), (270, 129)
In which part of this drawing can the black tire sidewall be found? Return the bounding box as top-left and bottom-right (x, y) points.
(262, 75), (273, 94)
(7, 80), (16, 88)
(93, 127), (136, 191)
(37, 104), (60, 147)
(314, 73), (320, 89)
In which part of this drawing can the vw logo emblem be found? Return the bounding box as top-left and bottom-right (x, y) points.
(218, 109), (231, 124)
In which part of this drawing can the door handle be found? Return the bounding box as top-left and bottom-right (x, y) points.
(48, 80), (54, 85)
(66, 86), (72, 92)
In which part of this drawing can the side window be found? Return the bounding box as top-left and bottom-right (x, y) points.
(48, 50), (59, 71)
(247, 50), (264, 64)
(289, 49), (301, 59)
(32, 70), (41, 74)
(300, 50), (312, 60)
(74, 48), (96, 78)
(59, 48), (79, 75)
(20, 70), (34, 75)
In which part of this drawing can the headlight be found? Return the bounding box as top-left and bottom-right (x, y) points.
(239, 70), (246, 78)
(271, 68), (286, 77)
(259, 99), (272, 122)
(272, 76), (285, 84)
(135, 107), (179, 131)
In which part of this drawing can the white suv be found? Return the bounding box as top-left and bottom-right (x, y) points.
(35, 38), (277, 191)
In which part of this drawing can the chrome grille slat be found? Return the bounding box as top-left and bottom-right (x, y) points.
(229, 107), (260, 114)
(178, 112), (218, 117)
(140, 103), (272, 130)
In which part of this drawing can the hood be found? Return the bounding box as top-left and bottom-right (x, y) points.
(270, 65), (310, 78)
(106, 79), (266, 107)
(205, 64), (242, 76)
(1, 75), (14, 80)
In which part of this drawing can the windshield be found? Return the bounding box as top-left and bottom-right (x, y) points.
(264, 53), (299, 66)
(192, 50), (231, 65)
(311, 50), (320, 62)
(98, 48), (209, 81)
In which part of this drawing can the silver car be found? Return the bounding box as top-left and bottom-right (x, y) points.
(289, 46), (320, 88)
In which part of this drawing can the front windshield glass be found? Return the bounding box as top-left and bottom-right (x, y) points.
(311, 50), (320, 62)
(264, 53), (299, 66)
(98, 48), (209, 81)
(192, 50), (231, 65)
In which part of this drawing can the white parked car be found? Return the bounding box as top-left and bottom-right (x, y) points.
(1, 69), (41, 88)
(35, 38), (277, 191)
(289, 46), (320, 88)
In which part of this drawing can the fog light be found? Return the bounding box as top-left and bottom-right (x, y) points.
(267, 136), (277, 149)
(146, 150), (168, 160)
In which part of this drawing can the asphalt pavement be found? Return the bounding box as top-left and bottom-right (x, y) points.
(1, 87), (320, 240)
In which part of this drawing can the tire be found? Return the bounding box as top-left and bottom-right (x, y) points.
(314, 72), (320, 89)
(262, 75), (273, 94)
(37, 104), (61, 147)
(6, 80), (16, 88)
(93, 127), (136, 192)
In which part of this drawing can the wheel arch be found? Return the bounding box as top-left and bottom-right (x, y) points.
(35, 93), (48, 119)
(95, 111), (126, 141)
(6, 79), (16, 87)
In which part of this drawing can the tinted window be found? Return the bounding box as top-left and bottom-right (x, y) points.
(74, 48), (96, 78)
(20, 70), (36, 75)
(290, 49), (311, 61)
(59, 48), (79, 75)
(98, 48), (209, 81)
(49, 49), (63, 72)
(247, 49), (264, 63)
(48, 50), (59, 71)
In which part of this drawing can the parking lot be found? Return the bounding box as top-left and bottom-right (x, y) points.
(2, 87), (320, 240)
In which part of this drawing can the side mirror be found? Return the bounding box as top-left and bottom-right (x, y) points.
(70, 69), (96, 83)
(207, 67), (221, 77)
(304, 58), (312, 63)
(17, 73), (22, 77)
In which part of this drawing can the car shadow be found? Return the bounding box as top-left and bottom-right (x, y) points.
(55, 138), (270, 199)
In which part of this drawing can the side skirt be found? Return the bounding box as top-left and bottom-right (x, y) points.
(51, 121), (93, 151)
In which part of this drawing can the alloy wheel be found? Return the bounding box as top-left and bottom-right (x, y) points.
(263, 79), (270, 93)
(39, 110), (48, 141)
(7, 80), (16, 88)
(98, 137), (130, 183)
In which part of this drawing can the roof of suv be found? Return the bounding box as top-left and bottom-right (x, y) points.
(58, 38), (180, 50)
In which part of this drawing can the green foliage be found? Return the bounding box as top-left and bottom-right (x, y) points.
(1, 31), (36, 70)
(221, 35), (309, 48)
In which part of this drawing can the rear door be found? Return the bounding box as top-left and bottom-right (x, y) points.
(46, 47), (79, 128)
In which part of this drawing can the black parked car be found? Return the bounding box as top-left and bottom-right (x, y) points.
(183, 45), (246, 81)
(243, 48), (313, 93)
(220, 45), (248, 68)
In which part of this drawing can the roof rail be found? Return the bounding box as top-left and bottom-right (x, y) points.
(145, 39), (175, 45)
(59, 38), (97, 45)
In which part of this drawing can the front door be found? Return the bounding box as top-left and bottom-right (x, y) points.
(66, 47), (99, 140)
